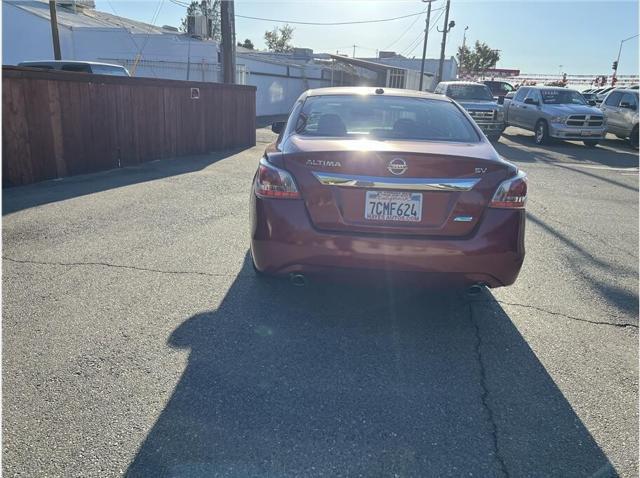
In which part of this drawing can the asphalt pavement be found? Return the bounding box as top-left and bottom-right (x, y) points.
(3, 127), (638, 477)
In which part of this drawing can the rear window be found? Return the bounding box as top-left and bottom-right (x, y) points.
(446, 84), (494, 101)
(61, 64), (92, 73)
(91, 64), (130, 76)
(295, 95), (479, 143)
(540, 89), (586, 105)
(19, 63), (54, 70)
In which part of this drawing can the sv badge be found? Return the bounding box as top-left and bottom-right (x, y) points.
(475, 167), (488, 174)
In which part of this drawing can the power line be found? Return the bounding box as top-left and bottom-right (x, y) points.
(382, 13), (423, 51)
(234, 10), (435, 26)
(399, 33), (423, 57)
(104, 0), (159, 76)
(401, 7), (444, 57)
(382, 2), (441, 51)
(130, 0), (165, 75)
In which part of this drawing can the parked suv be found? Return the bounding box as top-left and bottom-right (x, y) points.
(504, 86), (606, 147)
(600, 89), (639, 149)
(434, 81), (505, 141)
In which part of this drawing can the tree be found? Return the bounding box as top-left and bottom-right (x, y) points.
(179, 0), (221, 41)
(264, 25), (294, 52)
(237, 38), (255, 50)
(456, 44), (472, 74)
(456, 41), (500, 76)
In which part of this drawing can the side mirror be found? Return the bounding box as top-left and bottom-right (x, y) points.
(496, 96), (505, 105)
(523, 98), (538, 105)
(271, 121), (286, 134)
(620, 102), (637, 110)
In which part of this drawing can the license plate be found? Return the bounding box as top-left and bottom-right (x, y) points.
(365, 191), (422, 222)
(581, 131), (595, 136)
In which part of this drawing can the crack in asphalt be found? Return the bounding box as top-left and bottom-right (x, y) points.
(490, 299), (639, 329)
(5, 255), (636, 329)
(2, 256), (242, 278)
(467, 302), (510, 478)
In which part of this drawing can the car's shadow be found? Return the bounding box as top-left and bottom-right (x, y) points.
(126, 255), (615, 477)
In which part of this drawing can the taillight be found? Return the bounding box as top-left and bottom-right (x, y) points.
(489, 170), (527, 208)
(255, 157), (301, 199)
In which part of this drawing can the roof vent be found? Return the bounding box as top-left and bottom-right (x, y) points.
(375, 88), (384, 94)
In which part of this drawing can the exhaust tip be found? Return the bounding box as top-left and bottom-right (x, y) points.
(467, 284), (485, 295)
(289, 273), (307, 287)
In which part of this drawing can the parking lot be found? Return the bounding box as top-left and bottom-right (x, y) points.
(3, 126), (638, 477)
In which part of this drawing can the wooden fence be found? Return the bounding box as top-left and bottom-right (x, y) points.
(2, 66), (256, 186)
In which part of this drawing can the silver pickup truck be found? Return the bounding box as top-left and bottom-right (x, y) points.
(503, 86), (606, 147)
(434, 81), (505, 141)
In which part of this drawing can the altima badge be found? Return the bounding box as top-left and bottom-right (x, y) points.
(388, 158), (408, 175)
(306, 159), (342, 167)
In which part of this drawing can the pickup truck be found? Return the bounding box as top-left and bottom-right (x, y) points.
(434, 81), (505, 141)
(503, 86), (606, 147)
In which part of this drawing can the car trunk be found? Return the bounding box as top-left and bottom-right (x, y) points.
(283, 137), (513, 237)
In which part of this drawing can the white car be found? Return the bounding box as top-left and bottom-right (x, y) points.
(18, 60), (130, 77)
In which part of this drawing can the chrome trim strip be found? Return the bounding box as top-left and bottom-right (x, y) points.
(312, 171), (480, 192)
(454, 216), (474, 222)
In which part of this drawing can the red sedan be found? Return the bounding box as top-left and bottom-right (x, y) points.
(250, 87), (526, 288)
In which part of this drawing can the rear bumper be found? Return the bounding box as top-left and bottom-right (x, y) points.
(549, 123), (607, 140)
(250, 195), (526, 288)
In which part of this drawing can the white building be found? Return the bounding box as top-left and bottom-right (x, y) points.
(3, 2), (450, 117)
(237, 48), (367, 116)
(2, 0), (224, 82)
(360, 54), (459, 90)
(2, 1), (337, 115)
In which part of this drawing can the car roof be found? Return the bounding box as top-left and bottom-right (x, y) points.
(303, 86), (449, 102)
(525, 86), (579, 92)
(607, 89), (638, 94)
(438, 81), (484, 86)
(19, 60), (126, 68)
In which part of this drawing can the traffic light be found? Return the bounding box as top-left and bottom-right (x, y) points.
(612, 61), (618, 70)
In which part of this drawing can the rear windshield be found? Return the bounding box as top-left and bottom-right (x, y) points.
(296, 95), (479, 142)
(541, 89), (587, 105)
(446, 84), (494, 101)
(91, 64), (130, 76)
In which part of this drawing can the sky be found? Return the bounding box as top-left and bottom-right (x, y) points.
(94, 0), (640, 75)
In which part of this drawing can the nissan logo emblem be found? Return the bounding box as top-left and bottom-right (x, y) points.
(388, 158), (408, 175)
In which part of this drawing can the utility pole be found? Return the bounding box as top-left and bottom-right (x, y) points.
(221, 0), (236, 84)
(49, 0), (62, 60)
(353, 45), (356, 58)
(418, 0), (433, 91)
(436, 0), (454, 85)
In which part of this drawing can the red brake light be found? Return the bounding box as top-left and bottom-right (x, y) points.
(489, 170), (527, 209)
(255, 157), (301, 199)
